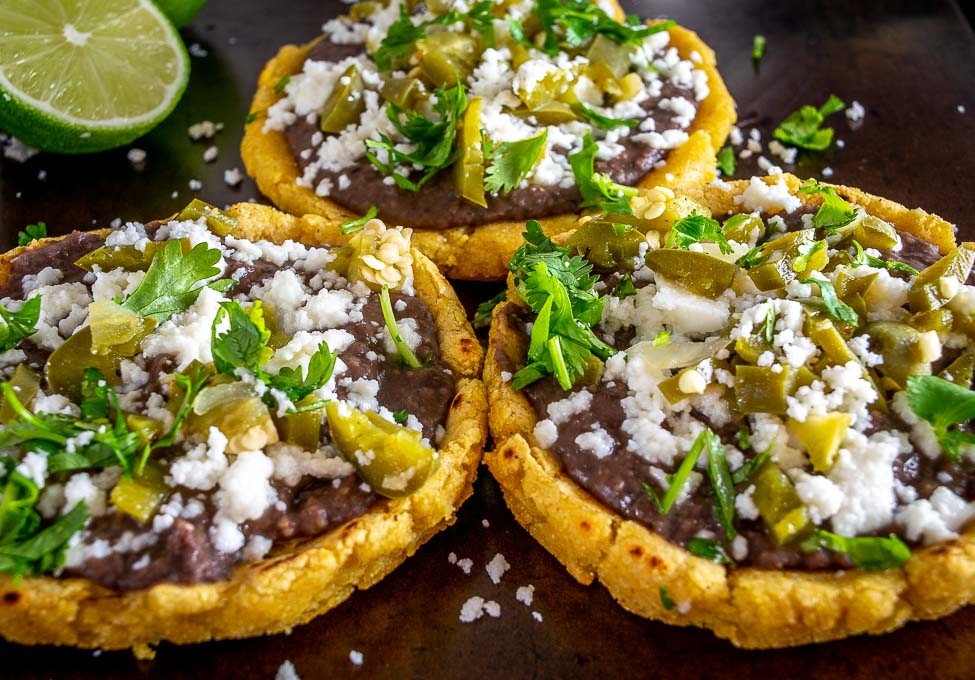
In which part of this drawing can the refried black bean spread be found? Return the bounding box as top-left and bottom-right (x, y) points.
(497, 184), (975, 571)
(0, 216), (454, 591)
(264, 0), (709, 228)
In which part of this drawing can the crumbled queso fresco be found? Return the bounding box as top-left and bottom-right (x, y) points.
(519, 178), (975, 569)
(0, 211), (455, 591)
(264, 0), (709, 199)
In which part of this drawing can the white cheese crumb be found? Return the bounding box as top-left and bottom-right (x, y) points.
(486, 552), (510, 584)
(224, 167), (244, 187)
(276, 660), (301, 680)
(126, 148), (146, 164)
(203, 145), (218, 163)
(349, 650), (364, 667)
(515, 584), (535, 606)
(845, 100), (865, 123)
(188, 178), (203, 191)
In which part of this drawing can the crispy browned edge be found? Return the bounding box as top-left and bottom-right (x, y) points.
(0, 203), (488, 659)
(483, 173), (974, 649)
(240, 4), (736, 281)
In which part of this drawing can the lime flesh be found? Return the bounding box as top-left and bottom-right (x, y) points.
(0, 0), (190, 153)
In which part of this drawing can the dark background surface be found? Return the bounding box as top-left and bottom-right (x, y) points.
(2, 1), (975, 678)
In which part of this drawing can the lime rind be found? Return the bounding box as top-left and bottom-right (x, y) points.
(0, 0), (190, 153)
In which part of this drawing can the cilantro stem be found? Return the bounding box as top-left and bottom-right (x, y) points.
(380, 285), (422, 369)
(548, 336), (572, 390)
(643, 429), (708, 514)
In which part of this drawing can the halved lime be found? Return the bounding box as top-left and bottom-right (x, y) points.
(154, 0), (208, 28)
(0, 0), (190, 153)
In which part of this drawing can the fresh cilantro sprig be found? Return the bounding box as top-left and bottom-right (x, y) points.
(686, 537), (733, 564)
(576, 104), (638, 130)
(365, 83), (468, 192)
(0, 297), (40, 353)
(380, 285), (423, 369)
(339, 205), (378, 235)
(211, 301), (337, 404)
(906, 375), (975, 461)
(773, 94), (845, 151)
(534, 0), (673, 54)
(0, 465), (88, 578)
(670, 214), (733, 254)
(799, 278), (859, 326)
(484, 131), (548, 194)
(372, 5), (463, 70)
(17, 222), (46, 247)
(799, 179), (858, 234)
(473, 290), (507, 329)
(0, 369), (145, 477)
(568, 133), (637, 214)
(800, 530), (910, 571)
(122, 240), (232, 322)
(850, 240), (918, 275)
(509, 221), (612, 390)
(716, 146), (736, 176)
(642, 429), (708, 514)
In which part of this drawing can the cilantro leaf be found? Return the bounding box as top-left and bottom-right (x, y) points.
(800, 530), (910, 571)
(212, 300), (273, 376)
(393, 410), (409, 425)
(372, 5), (463, 70)
(380, 285), (423, 368)
(752, 34), (766, 62)
(799, 277), (859, 326)
(850, 240), (918, 275)
(484, 131), (548, 194)
(274, 75), (290, 93)
(799, 179), (858, 234)
(365, 83), (468, 192)
(642, 429), (708, 514)
(686, 537), (733, 564)
(705, 430), (736, 540)
(473, 290), (507, 329)
(122, 240), (229, 322)
(613, 273), (637, 300)
(149, 366), (211, 455)
(269, 344), (337, 403)
(576, 104), (638, 130)
(731, 443), (771, 486)
(659, 586), (676, 610)
(670, 214), (733, 254)
(716, 146), (736, 176)
(467, 1), (496, 47)
(339, 205), (378, 235)
(17, 222), (46, 247)
(211, 300), (336, 405)
(0, 496), (88, 577)
(906, 375), (975, 461)
(736, 245), (769, 270)
(534, 0), (673, 54)
(507, 17), (532, 48)
(568, 133), (637, 214)
(0, 296), (40, 352)
(773, 94), (845, 151)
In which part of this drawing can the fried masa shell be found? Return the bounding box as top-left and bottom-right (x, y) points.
(0, 203), (488, 658)
(240, 2), (736, 281)
(483, 174), (973, 648)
